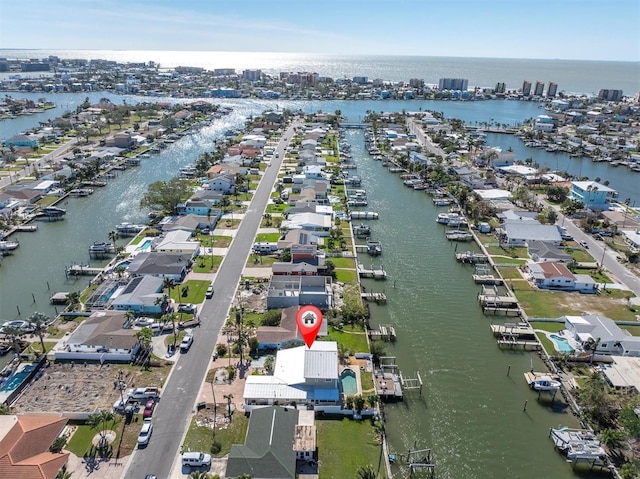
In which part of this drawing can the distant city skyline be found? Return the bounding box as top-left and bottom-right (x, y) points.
(1, 0), (639, 62)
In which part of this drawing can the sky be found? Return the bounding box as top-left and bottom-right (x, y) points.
(1, 0), (639, 62)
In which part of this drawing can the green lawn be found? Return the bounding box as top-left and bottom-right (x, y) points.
(515, 290), (579, 318)
(317, 418), (384, 479)
(486, 246), (529, 258)
(193, 255), (224, 273)
(265, 203), (287, 214)
(497, 266), (523, 280)
(66, 423), (97, 456)
(336, 269), (358, 283)
(183, 413), (249, 458)
(255, 232), (281, 242)
(536, 331), (556, 356)
(170, 280), (210, 303)
(324, 326), (369, 354)
(246, 255), (277, 267)
(528, 321), (565, 333)
(328, 257), (357, 269)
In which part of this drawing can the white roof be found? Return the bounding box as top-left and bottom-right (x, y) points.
(274, 341), (338, 385)
(572, 181), (617, 193)
(497, 165), (538, 176)
(474, 189), (512, 200)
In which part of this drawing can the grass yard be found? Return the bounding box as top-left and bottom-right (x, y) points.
(66, 416), (139, 458)
(528, 321), (566, 333)
(246, 255), (277, 267)
(497, 266), (524, 280)
(486, 246), (529, 258)
(255, 232), (281, 242)
(265, 203), (287, 214)
(317, 418), (383, 479)
(328, 257), (357, 269)
(183, 412), (249, 458)
(170, 279), (210, 303)
(192, 255), (224, 273)
(325, 326), (369, 354)
(335, 269), (358, 283)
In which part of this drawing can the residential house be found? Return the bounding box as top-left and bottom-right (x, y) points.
(110, 275), (167, 314)
(620, 229), (640, 252)
(3, 186), (42, 204)
(257, 306), (328, 350)
(281, 212), (332, 237)
(153, 229), (200, 258)
(0, 414), (69, 479)
(277, 230), (320, 250)
(500, 219), (562, 246)
(160, 213), (219, 232)
(528, 262), (597, 293)
(105, 132), (134, 149)
(564, 314), (640, 357)
(225, 406), (314, 479)
(527, 240), (573, 263)
(53, 310), (140, 362)
(3, 134), (38, 148)
(127, 252), (191, 282)
(266, 276), (333, 310)
(570, 181), (617, 211)
(243, 342), (340, 412)
(206, 173), (236, 194)
(176, 199), (213, 216)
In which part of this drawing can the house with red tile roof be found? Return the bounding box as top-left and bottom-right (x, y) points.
(0, 413), (69, 479)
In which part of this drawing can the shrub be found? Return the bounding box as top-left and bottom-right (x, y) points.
(216, 343), (228, 357)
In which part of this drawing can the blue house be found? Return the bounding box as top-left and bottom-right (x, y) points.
(4, 134), (38, 148)
(109, 276), (167, 314)
(570, 181), (617, 211)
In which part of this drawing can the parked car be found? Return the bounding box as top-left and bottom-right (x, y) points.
(180, 333), (194, 352)
(177, 303), (197, 314)
(181, 451), (212, 468)
(137, 419), (153, 447)
(579, 240), (589, 248)
(143, 398), (156, 418)
(135, 317), (155, 327)
(205, 285), (214, 299)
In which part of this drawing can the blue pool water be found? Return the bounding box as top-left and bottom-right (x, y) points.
(550, 334), (574, 353)
(138, 239), (152, 251)
(340, 369), (358, 396)
(0, 365), (34, 393)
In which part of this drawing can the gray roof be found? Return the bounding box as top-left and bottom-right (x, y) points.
(527, 240), (573, 262)
(503, 220), (562, 242)
(225, 406), (298, 479)
(66, 310), (137, 350)
(127, 252), (190, 276)
(110, 276), (164, 308)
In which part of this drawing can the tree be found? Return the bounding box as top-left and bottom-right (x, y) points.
(55, 466), (73, 479)
(135, 327), (153, 352)
(2, 325), (25, 353)
(108, 230), (118, 250)
(86, 409), (116, 450)
(140, 178), (194, 215)
(356, 464), (378, 479)
(28, 311), (50, 355)
(223, 394), (234, 418)
(354, 395), (366, 414)
(66, 291), (81, 311)
(49, 435), (67, 453)
(190, 472), (212, 479)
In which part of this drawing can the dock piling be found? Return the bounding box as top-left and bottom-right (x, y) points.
(507, 365), (511, 376)
(523, 400), (528, 412)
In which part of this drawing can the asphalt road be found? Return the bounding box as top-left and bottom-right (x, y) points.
(124, 120), (299, 479)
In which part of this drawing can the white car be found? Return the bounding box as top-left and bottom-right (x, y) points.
(135, 317), (155, 327)
(137, 419), (153, 447)
(579, 240), (589, 248)
(180, 334), (194, 352)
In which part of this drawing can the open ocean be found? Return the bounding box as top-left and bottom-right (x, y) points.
(1, 49), (639, 96)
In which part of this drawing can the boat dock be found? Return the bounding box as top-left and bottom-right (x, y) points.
(49, 292), (70, 304)
(490, 322), (536, 340)
(357, 264), (387, 280)
(472, 264), (503, 284)
(478, 285), (520, 314)
(361, 292), (387, 303)
(455, 251), (487, 264)
(65, 264), (103, 276)
(368, 324), (396, 341)
(15, 224), (38, 232)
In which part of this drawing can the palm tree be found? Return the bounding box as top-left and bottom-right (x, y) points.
(2, 325), (25, 354)
(55, 466), (73, 479)
(28, 311), (50, 355)
(86, 409), (116, 450)
(65, 291), (81, 311)
(108, 230), (118, 250)
(223, 394), (233, 418)
(189, 472), (212, 479)
(356, 464), (378, 479)
(162, 277), (176, 302)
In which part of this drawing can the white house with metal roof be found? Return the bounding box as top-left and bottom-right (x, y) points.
(564, 315), (640, 357)
(500, 219), (562, 246)
(243, 341), (340, 413)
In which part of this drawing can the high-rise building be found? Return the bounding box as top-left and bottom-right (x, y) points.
(495, 82), (506, 94)
(438, 78), (468, 91)
(242, 69), (262, 82)
(547, 82), (558, 98)
(533, 81), (545, 96)
(598, 89), (624, 101)
(409, 78), (425, 88)
(521, 81), (532, 96)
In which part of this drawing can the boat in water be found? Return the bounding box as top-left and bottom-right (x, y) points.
(89, 242), (116, 255)
(353, 224), (371, 237)
(437, 212), (463, 225)
(116, 222), (146, 236)
(367, 240), (382, 256)
(40, 206), (66, 217)
(529, 376), (561, 392)
(550, 427), (606, 462)
(0, 240), (19, 252)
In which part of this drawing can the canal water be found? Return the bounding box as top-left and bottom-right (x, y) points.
(0, 94), (625, 477)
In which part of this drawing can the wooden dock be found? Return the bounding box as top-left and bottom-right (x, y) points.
(455, 251), (487, 264)
(65, 264), (104, 276)
(497, 337), (541, 350)
(49, 292), (70, 304)
(490, 323), (536, 340)
(478, 285), (519, 311)
(361, 292), (387, 304)
(369, 324), (396, 341)
(358, 264), (387, 280)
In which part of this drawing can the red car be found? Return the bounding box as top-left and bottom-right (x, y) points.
(143, 399), (155, 418)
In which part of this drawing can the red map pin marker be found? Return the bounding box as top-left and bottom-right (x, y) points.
(296, 305), (323, 348)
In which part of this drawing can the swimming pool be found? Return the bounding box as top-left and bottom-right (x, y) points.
(550, 334), (574, 353)
(0, 365), (34, 393)
(137, 239), (152, 252)
(340, 369), (358, 396)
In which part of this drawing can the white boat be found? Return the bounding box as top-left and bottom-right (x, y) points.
(436, 212), (462, 225)
(367, 240), (382, 256)
(116, 222), (146, 235)
(353, 224), (371, 237)
(529, 376), (561, 391)
(0, 240), (19, 251)
(89, 242), (116, 254)
(550, 427), (606, 462)
(433, 197), (451, 206)
(41, 206), (66, 216)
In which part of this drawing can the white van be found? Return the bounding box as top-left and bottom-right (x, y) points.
(182, 451), (212, 468)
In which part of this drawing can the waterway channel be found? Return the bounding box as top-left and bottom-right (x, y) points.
(0, 94), (629, 477)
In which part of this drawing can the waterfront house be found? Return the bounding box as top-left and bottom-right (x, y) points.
(570, 181), (617, 211)
(160, 213), (220, 232)
(153, 229), (200, 258)
(176, 198), (213, 216)
(243, 341), (340, 413)
(105, 131), (134, 149)
(126, 252), (191, 282)
(527, 240), (573, 263)
(277, 230), (320, 250)
(266, 276), (333, 310)
(53, 310), (140, 362)
(281, 212), (332, 237)
(206, 173), (236, 194)
(620, 229), (640, 252)
(257, 306), (328, 350)
(110, 276), (166, 314)
(3, 133), (38, 148)
(225, 406), (316, 479)
(564, 314), (640, 357)
(500, 219), (562, 246)
(0, 413), (69, 479)
(528, 262), (597, 293)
